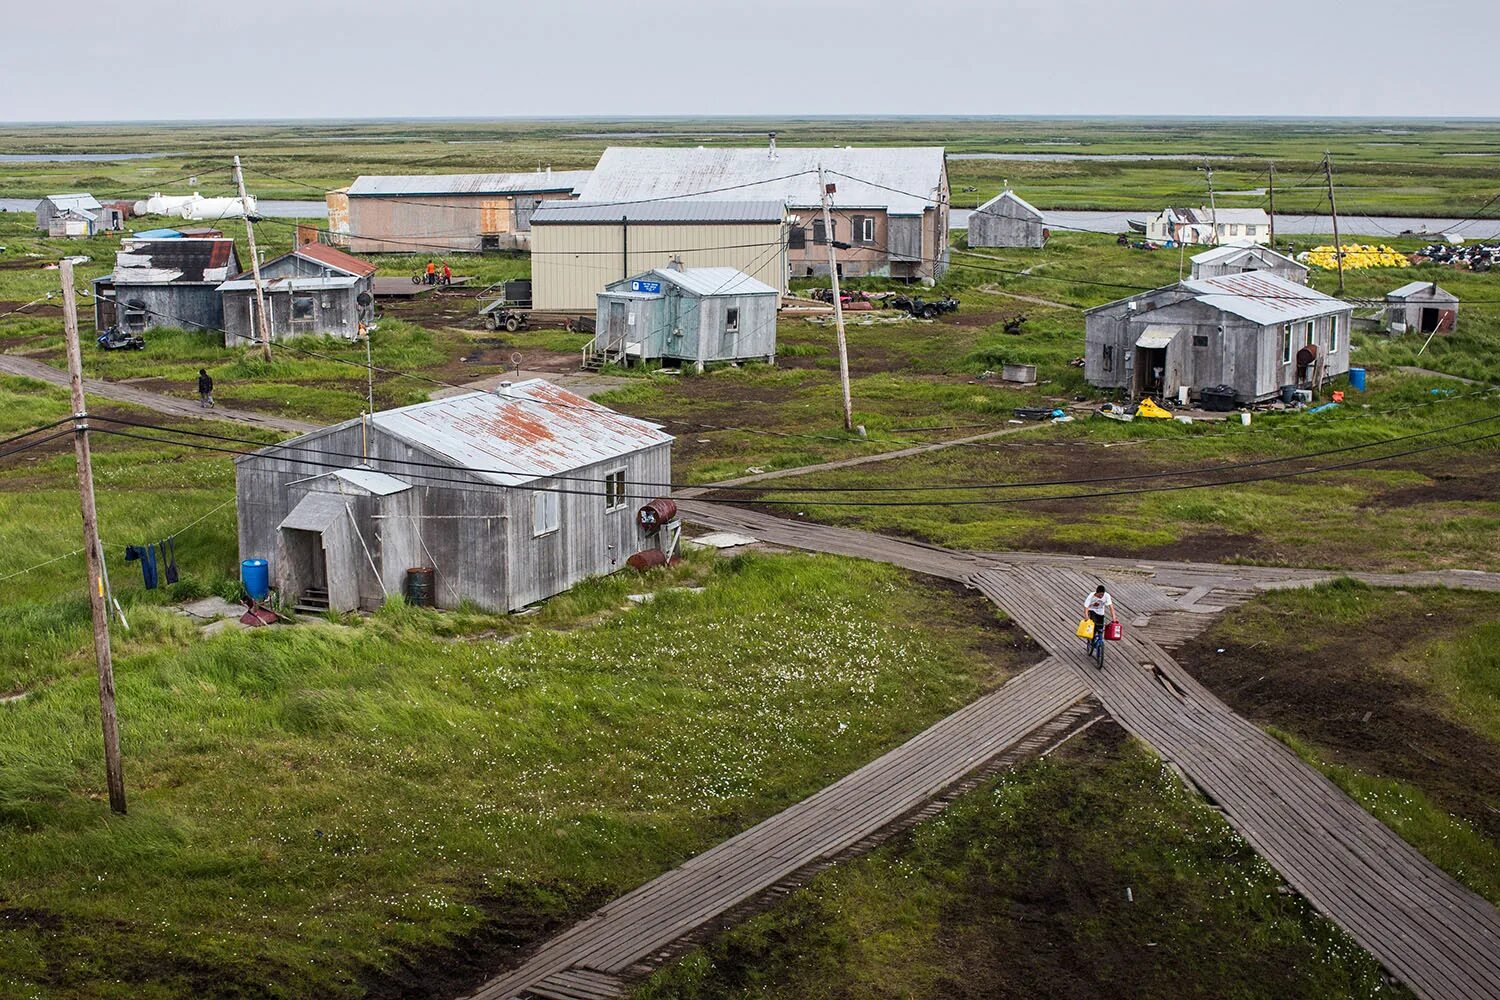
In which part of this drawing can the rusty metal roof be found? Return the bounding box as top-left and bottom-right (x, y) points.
(347, 171), (592, 197)
(371, 379), (671, 487)
(113, 238), (240, 284)
(292, 243), (377, 278)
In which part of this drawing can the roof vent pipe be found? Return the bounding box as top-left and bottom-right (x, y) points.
(768, 131), (777, 159)
(668, 255), (685, 272)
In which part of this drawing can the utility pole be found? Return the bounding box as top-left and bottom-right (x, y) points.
(233, 155), (273, 362)
(1324, 153), (1345, 294)
(1267, 163), (1277, 246)
(817, 165), (854, 433)
(1203, 161), (1219, 245)
(60, 259), (126, 815)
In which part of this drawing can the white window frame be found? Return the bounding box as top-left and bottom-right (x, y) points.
(1282, 325), (1293, 365)
(1304, 321), (1316, 346)
(1330, 318), (1340, 353)
(861, 217), (875, 242)
(1245, 225), (1257, 237)
(604, 469), (627, 512)
(532, 489), (560, 537)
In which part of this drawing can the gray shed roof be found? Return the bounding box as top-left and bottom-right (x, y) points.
(1190, 243), (1304, 269)
(1387, 280), (1457, 300)
(531, 199), (787, 224)
(347, 171), (592, 197)
(1180, 272), (1350, 325)
(579, 146), (946, 215)
(218, 274), (361, 293)
(279, 492), (347, 532)
(45, 193), (102, 212)
(608, 266), (778, 298)
(973, 189), (1044, 221)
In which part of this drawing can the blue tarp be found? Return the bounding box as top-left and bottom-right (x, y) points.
(132, 228), (182, 239)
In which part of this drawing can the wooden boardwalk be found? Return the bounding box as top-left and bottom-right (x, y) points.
(0, 353), (317, 434)
(462, 659), (1094, 999)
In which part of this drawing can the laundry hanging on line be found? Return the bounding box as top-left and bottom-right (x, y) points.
(161, 537), (179, 585)
(124, 544), (158, 589)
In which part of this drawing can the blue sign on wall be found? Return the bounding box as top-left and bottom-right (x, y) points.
(631, 279), (663, 294)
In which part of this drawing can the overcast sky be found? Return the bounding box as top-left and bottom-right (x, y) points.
(6, 0), (1498, 122)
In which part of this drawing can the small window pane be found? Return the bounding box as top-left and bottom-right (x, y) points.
(725, 308), (739, 333)
(292, 294), (314, 320)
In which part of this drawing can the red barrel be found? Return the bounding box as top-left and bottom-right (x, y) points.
(637, 497), (677, 533)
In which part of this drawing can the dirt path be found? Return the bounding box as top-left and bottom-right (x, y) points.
(0, 354), (317, 434)
(975, 282), (1079, 311)
(1395, 365), (1492, 387)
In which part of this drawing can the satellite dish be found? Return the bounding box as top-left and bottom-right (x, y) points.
(356, 291), (372, 306)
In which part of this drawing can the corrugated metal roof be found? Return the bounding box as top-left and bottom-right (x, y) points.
(609, 267), (778, 297)
(279, 492), (346, 532)
(115, 238), (239, 284)
(1386, 280), (1453, 299)
(292, 243), (377, 278)
(346, 171), (592, 197)
(531, 199), (786, 224)
(218, 275), (361, 292)
(1135, 325), (1183, 349)
(371, 379), (672, 487)
(45, 193), (102, 211)
(328, 468), (411, 495)
(579, 147), (946, 215)
(1180, 272), (1350, 325)
(1191, 243), (1305, 269)
(973, 189), (1044, 221)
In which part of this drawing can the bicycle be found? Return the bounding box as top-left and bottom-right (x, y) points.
(1084, 615), (1107, 670)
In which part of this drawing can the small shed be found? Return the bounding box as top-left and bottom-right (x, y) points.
(1085, 272), (1353, 404)
(967, 190), (1047, 248)
(234, 380), (674, 613)
(591, 264), (779, 368)
(219, 244), (376, 345)
(1190, 243), (1308, 285)
(1385, 281), (1458, 335)
(92, 238), (241, 334)
(47, 209), (99, 238)
(36, 193), (102, 234)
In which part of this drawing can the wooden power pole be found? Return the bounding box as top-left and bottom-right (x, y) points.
(233, 155), (274, 361)
(60, 259), (127, 815)
(1203, 161), (1219, 244)
(1267, 163), (1276, 246)
(817, 165), (854, 433)
(1324, 153), (1346, 295)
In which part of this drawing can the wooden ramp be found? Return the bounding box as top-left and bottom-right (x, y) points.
(971, 563), (1500, 1000)
(462, 659), (1093, 999)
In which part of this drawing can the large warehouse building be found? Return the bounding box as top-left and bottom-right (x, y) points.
(343, 170), (590, 253)
(528, 199), (790, 312)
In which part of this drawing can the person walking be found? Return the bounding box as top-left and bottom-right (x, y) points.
(442, 262), (452, 286)
(197, 368), (215, 408)
(426, 260), (437, 285)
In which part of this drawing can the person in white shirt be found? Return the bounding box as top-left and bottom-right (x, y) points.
(1084, 584), (1118, 638)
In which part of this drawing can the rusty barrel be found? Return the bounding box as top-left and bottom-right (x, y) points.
(405, 567), (436, 607)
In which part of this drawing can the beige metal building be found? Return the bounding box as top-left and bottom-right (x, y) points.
(528, 200), (789, 312)
(343, 170), (591, 253)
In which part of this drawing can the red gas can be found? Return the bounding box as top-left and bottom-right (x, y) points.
(1104, 621), (1124, 642)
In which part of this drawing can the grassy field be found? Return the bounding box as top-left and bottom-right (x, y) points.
(634, 723), (1406, 1000)
(4, 116), (1500, 216)
(1176, 581), (1500, 907)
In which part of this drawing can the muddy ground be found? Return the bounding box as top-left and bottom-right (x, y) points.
(1175, 592), (1500, 842)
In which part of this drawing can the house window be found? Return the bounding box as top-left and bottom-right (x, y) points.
(1102, 345), (1115, 372)
(1330, 319), (1340, 353)
(532, 489), (560, 536)
(1282, 325), (1293, 364)
(1304, 322), (1315, 346)
(1192, 334), (1209, 347)
(604, 470), (627, 512)
(788, 226), (806, 249)
(725, 307), (739, 334)
(851, 215), (874, 243)
(292, 294), (315, 320)
(812, 219), (834, 245)
(1246, 225), (1258, 237)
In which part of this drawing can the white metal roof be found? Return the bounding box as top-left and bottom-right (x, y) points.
(45, 193), (102, 211)
(1386, 280), (1454, 299)
(278, 492), (347, 532)
(329, 467), (411, 495)
(1135, 325), (1182, 349)
(218, 275), (362, 292)
(579, 146), (946, 215)
(609, 267), (778, 298)
(1180, 272), (1350, 325)
(1190, 243), (1303, 269)
(369, 379), (672, 488)
(346, 171), (592, 197)
(973, 189), (1044, 221)
(531, 199), (787, 224)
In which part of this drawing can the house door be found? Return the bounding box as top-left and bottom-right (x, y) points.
(283, 528), (328, 595)
(1419, 307), (1440, 333)
(1134, 348), (1166, 399)
(608, 300), (626, 345)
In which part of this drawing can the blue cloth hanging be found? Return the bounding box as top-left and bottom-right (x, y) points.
(124, 544), (158, 589)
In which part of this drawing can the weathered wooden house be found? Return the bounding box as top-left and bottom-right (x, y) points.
(36, 193), (102, 235)
(234, 380), (674, 613)
(530, 200), (789, 312)
(967, 190), (1047, 248)
(1145, 207), (1270, 246)
(590, 264), (778, 369)
(1190, 243), (1308, 284)
(578, 143), (950, 280)
(219, 244), (376, 345)
(1084, 272), (1352, 403)
(1385, 280), (1458, 335)
(343, 170), (590, 253)
(92, 238), (241, 334)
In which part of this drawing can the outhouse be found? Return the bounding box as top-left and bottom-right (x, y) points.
(1385, 281), (1458, 335)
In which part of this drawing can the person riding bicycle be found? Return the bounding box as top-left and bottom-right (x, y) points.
(1084, 584), (1118, 640)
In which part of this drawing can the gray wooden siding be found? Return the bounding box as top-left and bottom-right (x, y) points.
(968, 199), (1045, 249)
(98, 284), (224, 334)
(222, 275), (373, 346)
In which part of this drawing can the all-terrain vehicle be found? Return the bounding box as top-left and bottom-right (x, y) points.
(886, 294), (959, 319)
(97, 327), (145, 351)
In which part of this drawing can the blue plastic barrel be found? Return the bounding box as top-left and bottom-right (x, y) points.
(241, 559), (269, 601)
(1348, 367), (1367, 392)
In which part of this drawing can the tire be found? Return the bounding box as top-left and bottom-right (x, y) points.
(1094, 638), (1105, 670)
(504, 315), (520, 333)
(921, 305), (938, 319)
(412, 274), (422, 285)
(486, 313), (500, 331)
